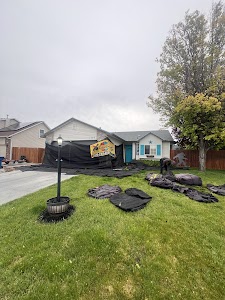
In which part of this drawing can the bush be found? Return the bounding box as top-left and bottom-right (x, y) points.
(141, 159), (160, 167)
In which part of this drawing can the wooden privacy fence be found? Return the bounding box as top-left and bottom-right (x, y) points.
(170, 150), (225, 170)
(12, 147), (45, 163)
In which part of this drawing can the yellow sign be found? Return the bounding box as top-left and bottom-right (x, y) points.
(90, 139), (116, 158)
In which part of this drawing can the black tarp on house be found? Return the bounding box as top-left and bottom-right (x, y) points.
(43, 141), (124, 169)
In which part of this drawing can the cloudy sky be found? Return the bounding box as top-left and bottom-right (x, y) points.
(0, 0), (214, 132)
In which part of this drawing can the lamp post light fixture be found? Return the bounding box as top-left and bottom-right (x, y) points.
(57, 135), (63, 146)
(46, 135), (71, 218)
(57, 136), (63, 202)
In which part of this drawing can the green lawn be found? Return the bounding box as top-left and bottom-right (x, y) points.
(0, 169), (224, 300)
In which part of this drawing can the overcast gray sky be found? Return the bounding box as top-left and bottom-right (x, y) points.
(0, 0), (214, 131)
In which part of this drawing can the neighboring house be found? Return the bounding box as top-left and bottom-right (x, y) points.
(113, 130), (174, 163)
(44, 117), (174, 164)
(0, 117), (50, 162)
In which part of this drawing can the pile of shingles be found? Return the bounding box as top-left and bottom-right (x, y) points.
(88, 185), (152, 211)
(207, 184), (225, 196)
(88, 184), (122, 199)
(145, 173), (218, 203)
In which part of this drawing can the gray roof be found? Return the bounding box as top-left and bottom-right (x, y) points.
(43, 117), (173, 143)
(113, 131), (150, 141)
(0, 122), (38, 131)
(0, 121), (49, 137)
(113, 130), (174, 142)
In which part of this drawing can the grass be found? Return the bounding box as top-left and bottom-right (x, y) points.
(0, 169), (224, 300)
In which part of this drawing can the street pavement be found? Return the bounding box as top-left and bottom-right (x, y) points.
(0, 170), (76, 205)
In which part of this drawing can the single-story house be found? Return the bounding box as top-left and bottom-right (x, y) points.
(0, 117), (50, 162)
(44, 118), (174, 167)
(113, 130), (174, 163)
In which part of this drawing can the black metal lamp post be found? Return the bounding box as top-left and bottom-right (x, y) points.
(57, 136), (63, 202)
(43, 135), (73, 221)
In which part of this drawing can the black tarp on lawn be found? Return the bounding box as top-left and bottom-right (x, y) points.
(43, 141), (124, 169)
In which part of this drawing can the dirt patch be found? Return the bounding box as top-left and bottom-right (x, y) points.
(123, 278), (135, 298)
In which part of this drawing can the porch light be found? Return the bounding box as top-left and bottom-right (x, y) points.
(57, 136), (63, 146)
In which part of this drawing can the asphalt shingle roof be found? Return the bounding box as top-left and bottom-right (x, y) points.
(113, 130), (174, 142)
(0, 122), (42, 137)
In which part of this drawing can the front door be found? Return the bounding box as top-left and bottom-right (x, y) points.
(125, 144), (132, 163)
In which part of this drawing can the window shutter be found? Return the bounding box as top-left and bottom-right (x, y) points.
(140, 145), (144, 155)
(156, 145), (161, 156)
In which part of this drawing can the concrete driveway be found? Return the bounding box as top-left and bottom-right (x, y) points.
(0, 170), (76, 205)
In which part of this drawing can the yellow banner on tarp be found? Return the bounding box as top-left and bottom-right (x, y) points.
(90, 139), (116, 158)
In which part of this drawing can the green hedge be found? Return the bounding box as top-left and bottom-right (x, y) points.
(141, 159), (160, 167)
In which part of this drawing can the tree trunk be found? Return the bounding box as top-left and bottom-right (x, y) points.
(199, 135), (206, 171)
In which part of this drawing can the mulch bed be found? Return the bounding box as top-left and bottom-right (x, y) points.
(39, 205), (75, 223)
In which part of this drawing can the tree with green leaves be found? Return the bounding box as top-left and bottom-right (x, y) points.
(171, 94), (225, 171)
(148, 1), (225, 170)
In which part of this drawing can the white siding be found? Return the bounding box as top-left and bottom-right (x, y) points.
(0, 137), (6, 157)
(138, 133), (162, 159)
(140, 134), (162, 145)
(11, 123), (49, 148)
(0, 146), (6, 157)
(97, 130), (107, 141)
(132, 142), (136, 159)
(162, 141), (171, 158)
(0, 137), (5, 145)
(96, 129), (122, 145)
(45, 133), (54, 145)
(0, 140), (6, 157)
(46, 119), (123, 146)
(51, 120), (97, 142)
(108, 136), (122, 146)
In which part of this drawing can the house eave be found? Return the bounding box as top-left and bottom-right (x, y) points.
(2, 121), (50, 138)
(44, 118), (124, 142)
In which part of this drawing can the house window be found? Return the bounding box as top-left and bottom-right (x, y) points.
(39, 129), (45, 138)
(150, 145), (156, 155)
(140, 144), (161, 156)
(145, 145), (150, 155)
